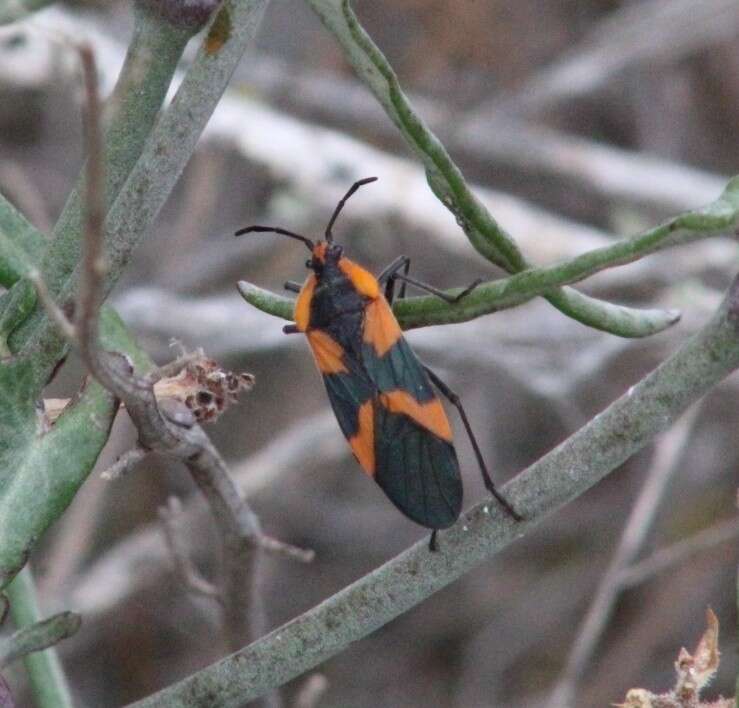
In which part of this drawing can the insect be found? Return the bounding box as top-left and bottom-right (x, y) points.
(236, 177), (520, 550)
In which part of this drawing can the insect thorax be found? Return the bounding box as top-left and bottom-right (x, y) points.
(310, 263), (367, 347)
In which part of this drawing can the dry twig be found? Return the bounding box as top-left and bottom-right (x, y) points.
(30, 43), (264, 655)
(158, 497), (221, 603)
(293, 674), (329, 708)
(546, 404), (703, 707)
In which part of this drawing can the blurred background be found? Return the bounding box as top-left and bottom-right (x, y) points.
(1, 0), (738, 706)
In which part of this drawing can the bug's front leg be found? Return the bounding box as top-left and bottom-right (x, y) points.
(379, 256), (482, 305)
(377, 255), (411, 304)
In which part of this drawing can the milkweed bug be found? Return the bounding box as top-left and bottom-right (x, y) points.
(236, 177), (521, 551)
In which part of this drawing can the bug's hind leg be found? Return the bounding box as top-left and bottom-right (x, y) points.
(429, 530), (438, 552)
(284, 280), (302, 293)
(423, 366), (522, 522)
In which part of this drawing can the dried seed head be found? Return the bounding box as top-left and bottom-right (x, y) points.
(153, 355), (254, 424)
(618, 608), (727, 708)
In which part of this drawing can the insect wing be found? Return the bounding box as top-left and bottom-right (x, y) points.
(362, 295), (463, 529)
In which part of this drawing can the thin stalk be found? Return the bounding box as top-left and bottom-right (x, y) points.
(5, 567), (74, 708)
(305, 0), (681, 338)
(14, 0), (270, 392)
(127, 274), (739, 708)
(10, 4), (195, 384)
(238, 174), (739, 329)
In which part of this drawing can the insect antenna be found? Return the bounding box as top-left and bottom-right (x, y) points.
(324, 176), (378, 243)
(235, 225), (314, 251)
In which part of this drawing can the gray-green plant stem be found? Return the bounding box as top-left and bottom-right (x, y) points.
(39, 40), (269, 665)
(44, 4), (194, 296)
(5, 567), (75, 708)
(16, 0), (267, 389)
(236, 174), (739, 329)
(0, 193), (153, 374)
(0, 611), (80, 670)
(127, 274), (739, 708)
(304, 0), (680, 339)
(11, 3), (194, 386)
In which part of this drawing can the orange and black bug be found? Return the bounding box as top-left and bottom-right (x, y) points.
(236, 177), (520, 550)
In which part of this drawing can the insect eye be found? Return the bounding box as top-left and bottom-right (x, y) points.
(305, 259), (312, 268)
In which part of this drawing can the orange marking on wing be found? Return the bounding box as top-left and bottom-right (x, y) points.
(339, 258), (379, 299)
(349, 399), (375, 476)
(294, 274), (316, 332)
(307, 329), (348, 374)
(362, 296), (402, 356)
(380, 390), (453, 442)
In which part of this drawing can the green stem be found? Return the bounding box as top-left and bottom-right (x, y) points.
(0, 192), (155, 376)
(129, 274), (739, 707)
(304, 0), (683, 338)
(237, 178), (739, 331)
(10, 6), (194, 385)
(0, 612), (80, 670)
(41, 5), (193, 298)
(14, 0), (269, 391)
(5, 567), (75, 708)
(0, 196), (46, 286)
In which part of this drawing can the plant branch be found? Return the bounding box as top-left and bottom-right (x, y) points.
(126, 272), (739, 707)
(304, 0), (680, 338)
(159, 497), (222, 603)
(0, 612), (80, 670)
(68, 411), (334, 623)
(5, 567), (75, 708)
(617, 515), (739, 589)
(12, 1), (266, 391)
(100, 447), (148, 480)
(236, 175), (739, 329)
(9, 6), (192, 374)
(546, 403), (702, 708)
(232, 53), (727, 214)
(27, 41), (273, 657)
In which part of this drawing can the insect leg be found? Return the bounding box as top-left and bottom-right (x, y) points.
(423, 366), (522, 522)
(377, 255), (411, 304)
(394, 273), (482, 304)
(429, 530), (438, 552)
(379, 257), (482, 305)
(284, 280), (302, 293)
(283, 324), (300, 334)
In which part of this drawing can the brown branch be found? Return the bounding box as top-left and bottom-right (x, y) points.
(546, 404), (702, 707)
(258, 535), (315, 564)
(158, 497), (221, 603)
(293, 674), (328, 708)
(99, 447), (148, 481)
(30, 43), (267, 658)
(617, 515), (739, 588)
(146, 347), (204, 385)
